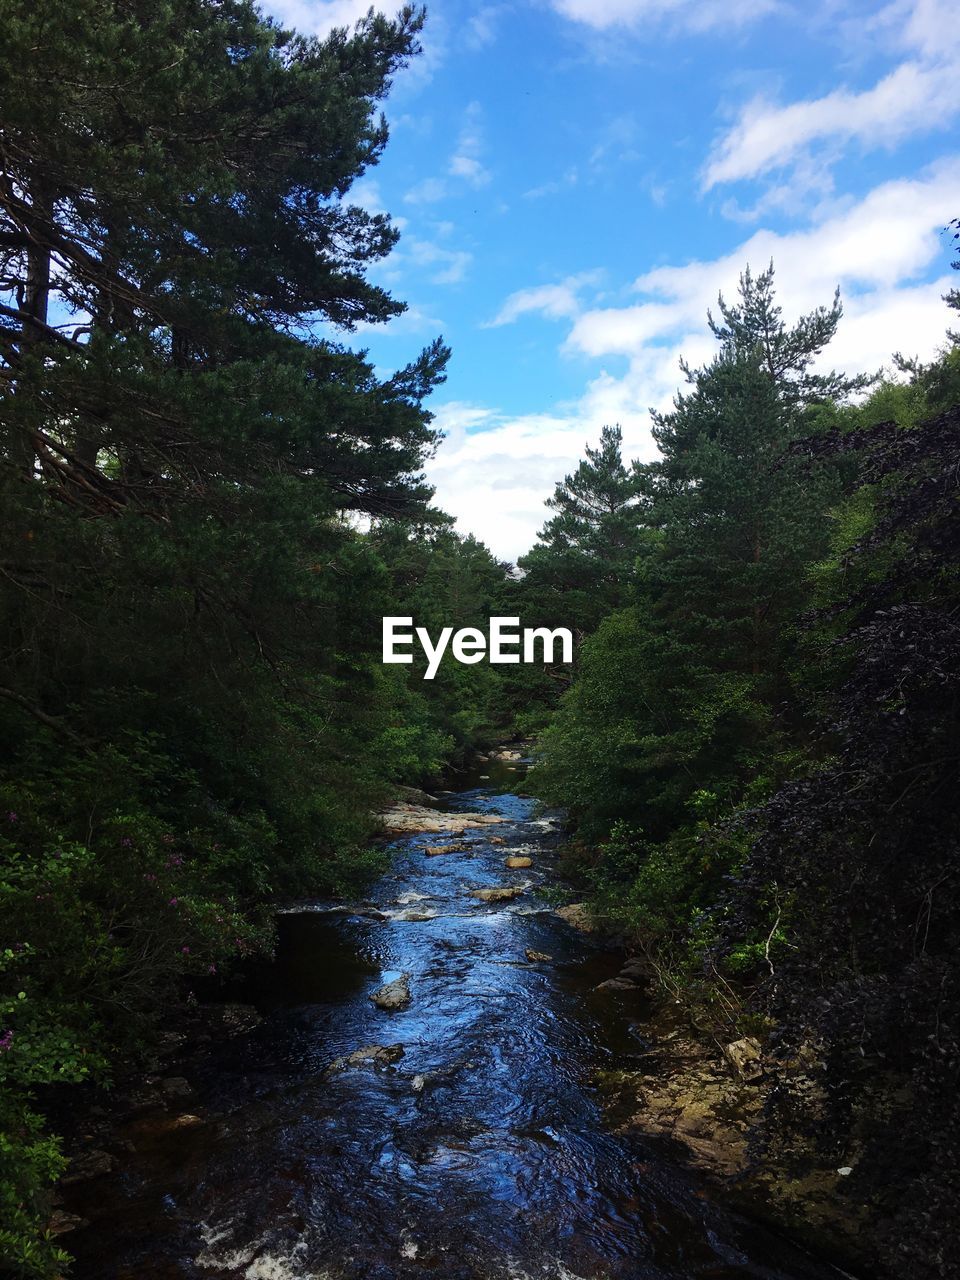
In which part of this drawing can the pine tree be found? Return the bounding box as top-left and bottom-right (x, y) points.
(0, 0), (445, 515)
(536, 266), (853, 837)
(518, 424), (644, 640)
(645, 263), (858, 695)
(0, 0), (449, 759)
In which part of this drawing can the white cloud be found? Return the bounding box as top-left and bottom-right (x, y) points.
(450, 155), (491, 185)
(404, 101), (492, 203)
(428, 163), (960, 559)
(264, 0), (384, 36)
(571, 162), (960, 356)
(523, 167), (579, 200)
(448, 102), (492, 188)
(373, 230), (472, 286)
(406, 237), (472, 285)
(486, 271), (603, 327)
(703, 0), (960, 196)
(864, 0), (960, 62)
(548, 0), (778, 33)
(404, 177), (450, 205)
(704, 60), (960, 190)
(426, 404), (660, 561)
(464, 6), (505, 50)
(263, 1), (448, 94)
(353, 302), (444, 338)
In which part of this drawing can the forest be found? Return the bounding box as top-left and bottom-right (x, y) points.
(1, 2), (958, 1278)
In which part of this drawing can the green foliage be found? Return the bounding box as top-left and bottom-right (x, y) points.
(0, 2), (469, 1272)
(517, 425), (644, 638)
(529, 259), (960, 1275)
(503, 426), (650, 729)
(534, 266), (847, 846)
(0, 1092), (69, 1279)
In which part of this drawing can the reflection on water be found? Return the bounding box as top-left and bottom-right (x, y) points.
(64, 775), (846, 1280)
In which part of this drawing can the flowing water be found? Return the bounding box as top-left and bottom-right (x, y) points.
(64, 759), (849, 1280)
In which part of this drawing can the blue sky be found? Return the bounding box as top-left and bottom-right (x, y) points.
(269, 0), (960, 559)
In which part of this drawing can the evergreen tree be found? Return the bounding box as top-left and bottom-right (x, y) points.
(536, 266), (853, 839)
(0, 6), (453, 1271)
(645, 264), (859, 694)
(518, 425), (643, 641)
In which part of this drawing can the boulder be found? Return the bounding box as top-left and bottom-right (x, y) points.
(397, 784), (439, 806)
(594, 978), (637, 993)
(555, 902), (595, 932)
(378, 804), (503, 835)
(488, 836), (505, 845)
(327, 1044), (405, 1073)
(171, 1113), (205, 1129)
(424, 843), (467, 856)
(370, 974), (412, 1010)
(525, 949), (553, 963)
(471, 886), (523, 903)
(504, 856), (533, 869)
(722, 1036), (763, 1082)
(62, 1150), (116, 1185)
(48, 1210), (88, 1235)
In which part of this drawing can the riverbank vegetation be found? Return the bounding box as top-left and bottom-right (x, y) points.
(0, 3), (508, 1272)
(525, 271), (960, 1276)
(1, 0), (958, 1276)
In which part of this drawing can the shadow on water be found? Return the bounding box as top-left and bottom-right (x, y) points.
(64, 772), (853, 1280)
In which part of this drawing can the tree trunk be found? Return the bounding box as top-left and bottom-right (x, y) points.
(11, 187), (52, 475)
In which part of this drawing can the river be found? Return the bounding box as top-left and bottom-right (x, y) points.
(63, 757), (849, 1280)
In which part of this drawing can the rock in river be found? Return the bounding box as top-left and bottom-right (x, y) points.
(471, 886), (524, 903)
(378, 803), (504, 835)
(525, 949), (553, 963)
(327, 1044), (405, 1074)
(370, 974), (412, 1010)
(504, 856), (533, 869)
(48, 1210), (89, 1236)
(62, 1150), (116, 1185)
